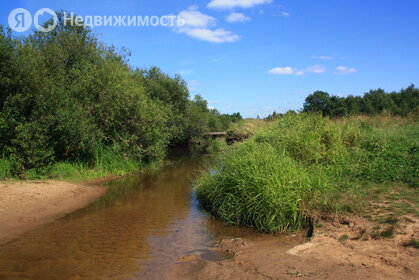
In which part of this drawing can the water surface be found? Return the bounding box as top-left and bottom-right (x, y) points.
(0, 156), (259, 280)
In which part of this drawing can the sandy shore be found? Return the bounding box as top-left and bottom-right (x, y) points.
(0, 180), (107, 245)
(170, 215), (419, 280)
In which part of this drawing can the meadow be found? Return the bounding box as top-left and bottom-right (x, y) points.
(196, 113), (418, 232)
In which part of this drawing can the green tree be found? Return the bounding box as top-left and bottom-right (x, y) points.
(303, 91), (331, 116)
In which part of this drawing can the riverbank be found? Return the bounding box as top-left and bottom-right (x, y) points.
(187, 114), (418, 279)
(0, 180), (107, 245)
(171, 214), (418, 280)
(0, 156), (416, 280)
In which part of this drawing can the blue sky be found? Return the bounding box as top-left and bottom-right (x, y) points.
(2, 0), (418, 117)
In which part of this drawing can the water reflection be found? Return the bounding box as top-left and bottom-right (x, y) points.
(0, 157), (257, 280)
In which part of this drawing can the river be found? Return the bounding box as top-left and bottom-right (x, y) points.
(0, 155), (259, 280)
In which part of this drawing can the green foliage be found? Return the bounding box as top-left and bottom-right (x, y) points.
(342, 116), (419, 186)
(50, 148), (140, 180)
(339, 234), (349, 242)
(205, 139), (227, 154)
(0, 14), (241, 179)
(372, 225), (395, 239)
(303, 91), (332, 115)
(225, 119), (270, 144)
(196, 114), (418, 232)
(196, 141), (325, 232)
(0, 158), (12, 179)
(303, 85), (418, 117)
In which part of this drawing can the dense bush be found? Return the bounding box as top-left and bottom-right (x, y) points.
(196, 114), (418, 232)
(0, 14), (242, 178)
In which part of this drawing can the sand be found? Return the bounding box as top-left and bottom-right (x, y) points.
(0, 180), (107, 245)
(170, 215), (419, 280)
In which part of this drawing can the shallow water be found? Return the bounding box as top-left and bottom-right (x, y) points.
(0, 156), (259, 280)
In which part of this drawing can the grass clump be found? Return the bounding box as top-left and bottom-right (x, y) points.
(372, 225), (395, 239)
(196, 113), (418, 232)
(339, 234), (349, 242)
(403, 239), (419, 249)
(0, 158), (12, 180)
(205, 139), (227, 154)
(197, 141), (327, 231)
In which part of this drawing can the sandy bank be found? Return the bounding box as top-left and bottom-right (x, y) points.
(0, 180), (107, 245)
(170, 215), (418, 280)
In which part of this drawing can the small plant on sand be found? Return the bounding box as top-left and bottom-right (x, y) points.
(339, 234), (349, 242)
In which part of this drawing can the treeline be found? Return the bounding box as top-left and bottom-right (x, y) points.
(302, 86), (418, 117)
(0, 14), (241, 177)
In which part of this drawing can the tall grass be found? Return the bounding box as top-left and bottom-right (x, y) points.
(226, 119), (272, 144)
(205, 139), (228, 154)
(196, 113), (418, 232)
(197, 142), (328, 231)
(22, 147), (143, 181)
(0, 158), (12, 180)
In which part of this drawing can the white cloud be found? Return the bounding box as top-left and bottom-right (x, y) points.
(178, 69), (192, 75)
(302, 65), (326, 74)
(178, 5), (216, 28)
(187, 80), (201, 91)
(188, 80), (201, 86)
(268, 65), (326, 76)
(177, 27), (240, 43)
(334, 66), (356, 75)
(211, 56), (225, 62)
(208, 0), (273, 9)
(268, 66), (294, 75)
(226, 12), (250, 22)
(174, 6), (240, 43)
(311, 55), (334, 60)
(271, 4), (290, 17)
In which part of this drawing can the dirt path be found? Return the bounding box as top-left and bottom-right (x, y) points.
(0, 180), (107, 245)
(170, 216), (418, 280)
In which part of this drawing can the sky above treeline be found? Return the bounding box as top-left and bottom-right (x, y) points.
(2, 0), (418, 117)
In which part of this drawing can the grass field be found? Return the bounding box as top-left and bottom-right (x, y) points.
(196, 113), (418, 232)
